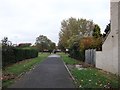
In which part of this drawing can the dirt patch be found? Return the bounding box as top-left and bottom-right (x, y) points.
(67, 65), (75, 70)
(2, 72), (16, 81)
(67, 62), (96, 71)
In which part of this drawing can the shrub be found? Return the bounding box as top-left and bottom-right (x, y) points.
(68, 42), (85, 61)
(69, 49), (85, 61)
(2, 47), (38, 67)
(2, 47), (16, 66)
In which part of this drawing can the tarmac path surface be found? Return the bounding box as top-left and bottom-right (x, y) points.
(9, 54), (75, 88)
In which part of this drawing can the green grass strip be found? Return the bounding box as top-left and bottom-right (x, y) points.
(59, 52), (119, 88)
(2, 53), (50, 88)
(57, 52), (80, 65)
(71, 68), (118, 88)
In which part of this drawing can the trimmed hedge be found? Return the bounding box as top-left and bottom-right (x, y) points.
(69, 50), (85, 61)
(2, 47), (38, 67)
(2, 47), (15, 67)
(68, 42), (85, 61)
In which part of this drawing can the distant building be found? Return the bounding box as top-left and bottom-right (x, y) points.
(18, 43), (31, 47)
(13, 44), (17, 47)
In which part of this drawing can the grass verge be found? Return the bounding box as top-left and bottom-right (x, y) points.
(2, 53), (50, 88)
(71, 68), (118, 88)
(59, 52), (119, 89)
(58, 52), (80, 65)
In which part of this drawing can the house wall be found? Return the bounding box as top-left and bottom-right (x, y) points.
(118, 0), (120, 75)
(96, 0), (119, 75)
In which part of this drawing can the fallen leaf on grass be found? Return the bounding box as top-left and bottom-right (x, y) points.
(89, 80), (91, 82)
(104, 85), (107, 88)
(2, 73), (15, 80)
(79, 85), (82, 88)
(100, 84), (102, 86)
(81, 80), (83, 82)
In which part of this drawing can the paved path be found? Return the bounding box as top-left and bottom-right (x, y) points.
(9, 54), (75, 88)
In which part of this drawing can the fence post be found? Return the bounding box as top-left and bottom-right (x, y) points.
(93, 49), (96, 65)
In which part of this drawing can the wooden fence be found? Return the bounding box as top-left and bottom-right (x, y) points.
(85, 49), (96, 66)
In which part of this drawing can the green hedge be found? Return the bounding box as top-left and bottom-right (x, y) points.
(2, 47), (38, 67)
(68, 42), (85, 61)
(69, 49), (85, 61)
(2, 47), (16, 67)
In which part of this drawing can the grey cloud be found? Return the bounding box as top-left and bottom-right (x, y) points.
(0, 0), (110, 44)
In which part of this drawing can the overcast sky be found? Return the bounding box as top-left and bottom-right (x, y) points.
(0, 0), (110, 45)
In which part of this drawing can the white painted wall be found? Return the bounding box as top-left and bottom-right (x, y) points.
(96, 1), (119, 75)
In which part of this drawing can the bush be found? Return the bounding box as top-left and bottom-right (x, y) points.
(2, 47), (16, 66)
(2, 47), (38, 67)
(68, 42), (85, 61)
(69, 49), (85, 61)
(14, 48), (38, 61)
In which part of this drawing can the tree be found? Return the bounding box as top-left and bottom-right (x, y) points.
(35, 35), (56, 52)
(58, 42), (66, 52)
(48, 42), (56, 53)
(58, 17), (102, 60)
(92, 37), (102, 51)
(1, 37), (12, 48)
(49, 42), (56, 50)
(58, 17), (95, 51)
(93, 24), (101, 38)
(104, 23), (111, 35)
(80, 37), (93, 50)
(102, 22), (111, 43)
(79, 37), (102, 51)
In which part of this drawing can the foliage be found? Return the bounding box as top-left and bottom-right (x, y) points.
(92, 24), (101, 38)
(58, 17), (102, 61)
(2, 48), (38, 67)
(48, 42), (56, 51)
(101, 22), (111, 45)
(1, 37), (39, 67)
(1, 37), (12, 48)
(69, 49), (85, 61)
(2, 53), (50, 88)
(104, 23), (111, 35)
(2, 46), (15, 66)
(14, 48), (38, 61)
(79, 37), (102, 51)
(58, 42), (66, 52)
(80, 37), (93, 50)
(102, 22), (111, 42)
(35, 35), (56, 52)
(58, 17), (95, 50)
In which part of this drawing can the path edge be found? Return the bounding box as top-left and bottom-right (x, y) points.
(60, 56), (79, 88)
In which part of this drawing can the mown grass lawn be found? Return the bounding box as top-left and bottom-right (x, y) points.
(2, 53), (50, 88)
(71, 68), (118, 88)
(58, 52), (119, 89)
(58, 53), (80, 65)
